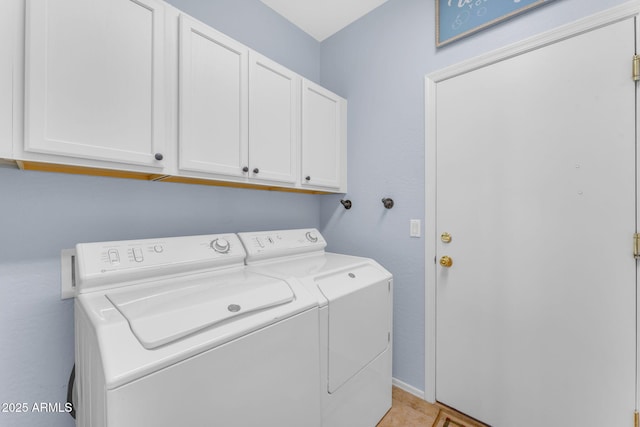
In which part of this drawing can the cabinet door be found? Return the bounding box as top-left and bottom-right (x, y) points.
(179, 15), (248, 178)
(249, 52), (299, 184)
(301, 80), (346, 191)
(25, 0), (166, 168)
(0, 0), (20, 158)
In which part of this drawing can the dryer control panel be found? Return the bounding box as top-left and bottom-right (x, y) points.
(238, 228), (327, 263)
(75, 234), (245, 293)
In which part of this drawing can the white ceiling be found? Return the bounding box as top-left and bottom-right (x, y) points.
(260, 0), (388, 42)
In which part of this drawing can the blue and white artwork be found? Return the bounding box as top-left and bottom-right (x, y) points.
(437, 0), (555, 46)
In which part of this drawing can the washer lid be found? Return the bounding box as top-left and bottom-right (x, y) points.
(106, 271), (294, 349)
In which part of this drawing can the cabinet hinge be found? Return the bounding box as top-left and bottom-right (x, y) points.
(634, 233), (640, 259)
(634, 410), (639, 427)
(633, 55), (640, 81)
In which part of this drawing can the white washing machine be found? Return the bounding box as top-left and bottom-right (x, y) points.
(73, 233), (321, 427)
(238, 228), (393, 427)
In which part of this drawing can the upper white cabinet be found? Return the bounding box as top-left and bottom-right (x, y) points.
(301, 80), (347, 192)
(178, 14), (248, 178)
(178, 17), (300, 186)
(0, 0), (21, 159)
(248, 52), (299, 184)
(14, 0), (346, 192)
(24, 0), (166, 169)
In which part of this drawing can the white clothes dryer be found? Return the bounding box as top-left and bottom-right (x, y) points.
(73, 233), (321, 427)
(238, 229), (393, 427)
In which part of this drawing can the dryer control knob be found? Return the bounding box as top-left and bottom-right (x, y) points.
(211, 238), (231, 254)
(305, 231), (318, 243)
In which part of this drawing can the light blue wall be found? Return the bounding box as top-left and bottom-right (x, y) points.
(0, 0), (320, 425)
(318, 0), (631, 393)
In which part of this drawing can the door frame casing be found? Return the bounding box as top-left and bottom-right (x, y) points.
(424, 0), (640, 404)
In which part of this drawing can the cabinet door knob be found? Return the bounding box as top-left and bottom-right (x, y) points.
(305, 176), (311, 181)
(253, 168), (259, 174)
(242, 166), (249, 173)
(154, 153), (163, 161)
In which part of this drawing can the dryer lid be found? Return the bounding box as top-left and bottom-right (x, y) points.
(106, 271), (294, 349)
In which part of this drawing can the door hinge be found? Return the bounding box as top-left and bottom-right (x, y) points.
(633, 55), (640, 81)
(634, 233), (640, 259)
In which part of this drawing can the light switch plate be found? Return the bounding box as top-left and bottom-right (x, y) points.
(410, 219), (421, 238)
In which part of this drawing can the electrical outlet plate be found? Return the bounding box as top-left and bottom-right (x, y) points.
(61, 248), (76, 299)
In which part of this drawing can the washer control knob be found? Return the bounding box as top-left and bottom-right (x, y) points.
(211, 238), (231, 254)
(305, 231), (318, 243)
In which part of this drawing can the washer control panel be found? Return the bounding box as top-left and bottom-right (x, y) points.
(238, 228), (326, 263)
(76, 234), (244, 292)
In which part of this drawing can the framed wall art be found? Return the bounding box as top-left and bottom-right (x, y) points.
(436, 0), (556, 47)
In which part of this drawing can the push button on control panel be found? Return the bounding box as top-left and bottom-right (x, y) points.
(107, 249), (120, 265)
(132, 247), (144, 262)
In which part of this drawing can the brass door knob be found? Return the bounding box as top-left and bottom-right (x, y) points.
(439, 256), (453, 268)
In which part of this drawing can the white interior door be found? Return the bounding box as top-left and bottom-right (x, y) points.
(433, 17), (636, 427)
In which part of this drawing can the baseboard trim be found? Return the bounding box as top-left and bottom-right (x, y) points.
(392, 378), (426, 401)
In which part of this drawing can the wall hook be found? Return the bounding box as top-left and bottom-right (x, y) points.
(381, 198), (394, 209)
(340, 199), (352, 210)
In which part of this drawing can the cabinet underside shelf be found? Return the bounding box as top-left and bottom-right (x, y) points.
(12, 160), (334, 195)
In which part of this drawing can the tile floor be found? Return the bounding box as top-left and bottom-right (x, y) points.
(377, 386), (488, 427)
